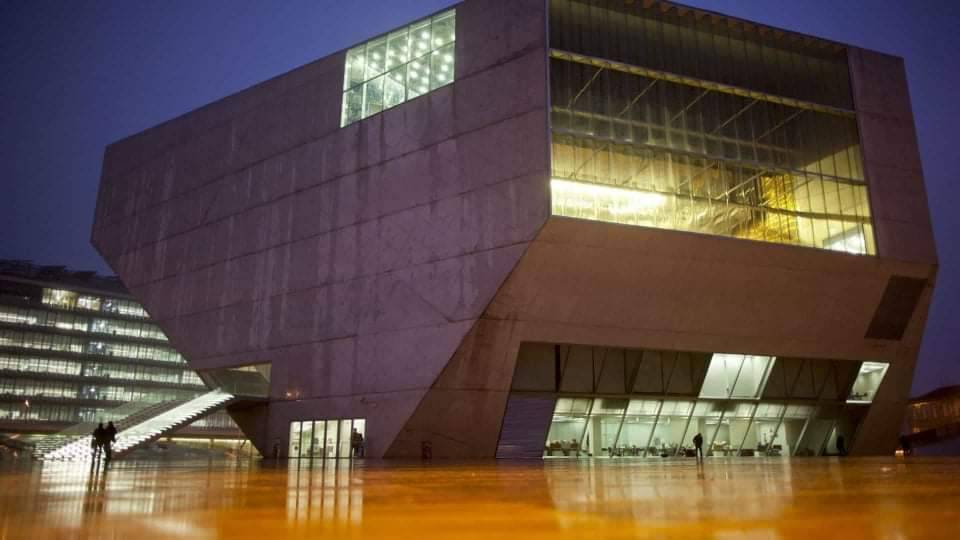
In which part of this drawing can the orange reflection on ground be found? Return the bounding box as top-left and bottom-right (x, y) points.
(0, 457), (958, 539)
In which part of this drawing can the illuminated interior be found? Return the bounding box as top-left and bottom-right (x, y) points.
(548, 0), (875, 255)
(341, 9), (455, 126)
(847, 362), (889, 403)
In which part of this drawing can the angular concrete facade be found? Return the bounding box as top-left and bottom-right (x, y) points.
(93, 0), (936, 458)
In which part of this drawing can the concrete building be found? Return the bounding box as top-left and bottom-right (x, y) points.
(91, 0), (936, 459)
(0, 260), (243, 446)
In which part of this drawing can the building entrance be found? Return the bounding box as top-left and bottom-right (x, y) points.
(288, 418), (366, 459)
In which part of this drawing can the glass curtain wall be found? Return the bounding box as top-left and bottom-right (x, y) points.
(543, 397), (859, 459)
(341, 9), (455, 126)
(548, 0), (874, 255)
(288, 418), (367, 459)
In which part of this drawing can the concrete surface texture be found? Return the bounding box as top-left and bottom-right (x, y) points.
(92, 0), (552, 457)
(2, 458), (959, 539)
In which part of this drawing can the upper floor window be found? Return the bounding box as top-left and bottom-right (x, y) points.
(341, 9), (456, 126)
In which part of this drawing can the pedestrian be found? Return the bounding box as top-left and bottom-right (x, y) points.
(92, 423), (106, 458)
(693, 433), (704, 462)
(104, 421), (118, 461)
(836, 434), (847, 456)
(350, 428), (361, 458)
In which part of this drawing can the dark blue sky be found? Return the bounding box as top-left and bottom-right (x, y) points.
(2, 1), (957, 396)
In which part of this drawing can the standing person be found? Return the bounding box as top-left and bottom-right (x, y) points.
(92, 423), (106, 459)
(693, 433), (704, 462)
(104, 421), (118, 461)
(356, 431), (365, 458)
(836, 434), (847, 456)
(350, 428), (361, 458)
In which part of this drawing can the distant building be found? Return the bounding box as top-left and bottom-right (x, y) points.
(0, 260), (241, 444)
(902, 386), (960, 456)
(93, 0), (936, 459)
(906, 386), (960, 434)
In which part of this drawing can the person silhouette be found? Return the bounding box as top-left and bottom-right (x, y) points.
(836, 434), (847, 456)
(350, 428), (366, 458)
(104, 421), (118, 460)
(693, 433), (704, 462)
(92, 423), (106, 459)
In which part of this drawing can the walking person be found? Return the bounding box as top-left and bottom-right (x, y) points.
(92, 423), (106, 459)
(693, 433), (704, 462)
(104, 421), (118, 461)
(836, 434), (847, 456)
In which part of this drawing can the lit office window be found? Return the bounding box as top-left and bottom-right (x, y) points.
(77, 295), (101, 311)
(847, 362), (889, 403)
(42, 289), (78, 309)
(341, 9), (455, 126)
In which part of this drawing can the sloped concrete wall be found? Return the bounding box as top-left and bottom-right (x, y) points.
(846, 48), (938, 453)
(92, 0), (551, 457)
(396, 218), (936, 457)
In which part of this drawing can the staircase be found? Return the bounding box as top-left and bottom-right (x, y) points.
(32, 400), (184, 459)
(38, 390), (235, 461)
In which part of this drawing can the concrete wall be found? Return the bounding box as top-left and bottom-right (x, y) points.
(92, 0), (552, 457)
(395, 218), (936, 456)
(849, 48), (937, 266)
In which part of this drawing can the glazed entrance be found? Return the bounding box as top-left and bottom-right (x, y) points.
(499, 343), (886, 459)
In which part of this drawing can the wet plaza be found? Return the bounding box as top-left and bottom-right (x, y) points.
(1, 457), (958, 539)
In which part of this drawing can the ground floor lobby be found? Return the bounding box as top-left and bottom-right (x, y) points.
(0, 456), (957, 538)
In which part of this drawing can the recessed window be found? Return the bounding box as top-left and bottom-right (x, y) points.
(341, 9), (456, 126)
(847, 361), (889, 403)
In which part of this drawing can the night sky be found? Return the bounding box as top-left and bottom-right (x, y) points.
(2, 1), (957, 396)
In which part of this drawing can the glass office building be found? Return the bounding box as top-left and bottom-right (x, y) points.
(0, 260), (240, 441)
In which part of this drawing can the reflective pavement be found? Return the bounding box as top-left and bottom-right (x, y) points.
(1, 457), (958, 539)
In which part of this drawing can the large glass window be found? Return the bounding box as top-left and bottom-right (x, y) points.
(743, 403), (784, 456)
(583, 398), (626, 457)
(617, 400), (659, 456)
(341, 9), (455, 126)
(545, 398), (591, 457)
(548, 1), (874, 256)
(648, 399), (694, 457)
(540, 397), (835, 459)
(847, 362), (889, 403)
(700, 354), (774, 399)
(287, 419), (366, 459)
